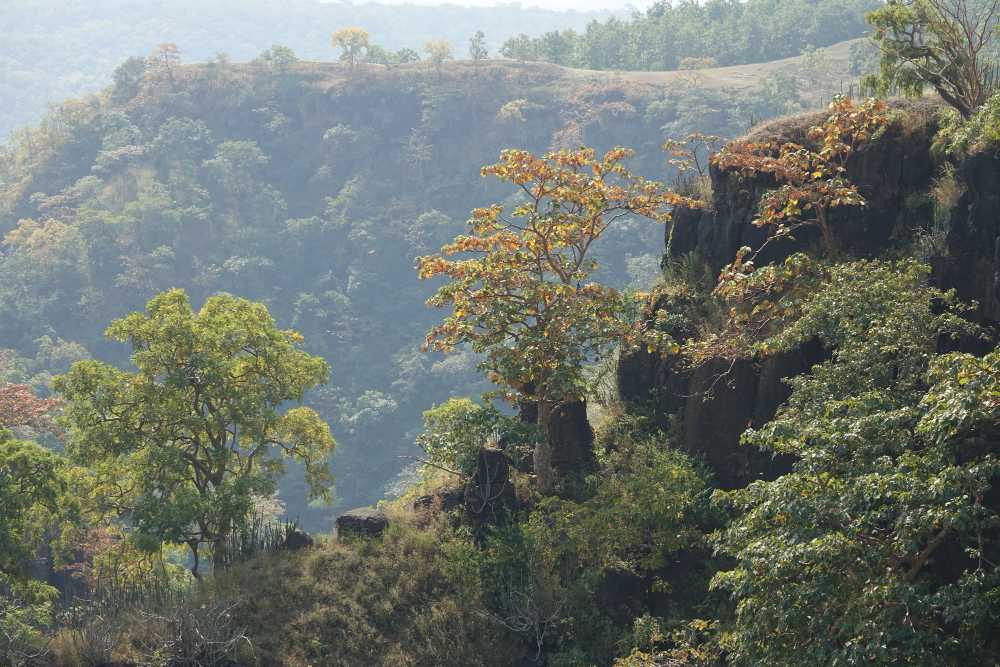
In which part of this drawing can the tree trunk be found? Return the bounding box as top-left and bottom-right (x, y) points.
(188, 541), (202, 579)
(212, 533), (229, 572)
(517, 381), (538, 424)
(534, 399), (596, 493)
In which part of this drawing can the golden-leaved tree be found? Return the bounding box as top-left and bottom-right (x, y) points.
(418, 147), (694, 489)
(691, 97), (890, 367)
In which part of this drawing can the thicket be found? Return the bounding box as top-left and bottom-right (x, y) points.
(499, 0), (878, 70)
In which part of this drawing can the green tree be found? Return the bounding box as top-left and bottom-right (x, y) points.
(0, 432), (77, 663)
(331, 27), (370, 70)
(55, 289), (335, 576)
(255, 44), (299, 76)
(866, 0), (1000, 117)
(366, 45), (421, 69)
(416, 397), (539, 478)
(469, 30), (488, 63)
(500, 33), (537, 62)
(111, 55), (148, 103)
(712, 260), (1000, 665)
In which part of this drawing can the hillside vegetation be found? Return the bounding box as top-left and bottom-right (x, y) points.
(499, 0), (879, 70)
(6, 1), (1000, 665)
(0, 42), (859, 527)
(0, 0), (614, 139)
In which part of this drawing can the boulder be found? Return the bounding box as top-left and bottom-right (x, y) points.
(282, 527), (315, 551)
(466, 447), (516, 529)
(336, 507), (389, 538)
(412, 486), (465, 514)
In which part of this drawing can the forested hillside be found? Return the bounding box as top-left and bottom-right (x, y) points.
(1, 0), (614, 139)
(499, 0), (879, 70)
(0, 42), (857, 527)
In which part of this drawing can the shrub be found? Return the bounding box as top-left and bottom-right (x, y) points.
(417, 397), (539, 478)
(933, 91), (1000, 157)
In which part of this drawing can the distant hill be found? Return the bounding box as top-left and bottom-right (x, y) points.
(0, 0), (617, 139)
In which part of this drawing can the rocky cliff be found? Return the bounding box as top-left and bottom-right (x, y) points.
(620, 99), (1000, 488)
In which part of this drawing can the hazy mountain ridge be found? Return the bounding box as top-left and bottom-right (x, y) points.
(1, 0), (618, 139)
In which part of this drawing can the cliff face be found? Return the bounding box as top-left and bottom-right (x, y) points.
(669, 100), (943, 271)
(621, 99), (1000, 488)
(945, 150), (1000, 322)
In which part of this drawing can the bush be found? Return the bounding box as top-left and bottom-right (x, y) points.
(933, 92), (1000, 157)
(474, 432), (718, 664)
(416, 398), (539, 478)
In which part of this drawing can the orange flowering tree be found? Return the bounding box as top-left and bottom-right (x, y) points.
(690, 97), (890, 366)
(0, 384), (62, 433)
(418, 147), (693, 482)
(713, 97), (888, 266)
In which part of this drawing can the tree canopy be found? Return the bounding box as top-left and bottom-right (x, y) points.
(419, 147), (688, 409)
(55, 289), (335, 575)
(866, 0), (1000, 117)
(712, 260), (1000, 665)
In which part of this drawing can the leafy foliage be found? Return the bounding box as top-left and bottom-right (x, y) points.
(865, 0), (1000, 117)
(690, 97), (890, 365)
(0, 431), (80, 664)
(419, 147), (690, 408)
(0, 384), (62, 433)
(416, 397), (539, 478)
(499, 0), (878, 71)
(933, 89), (1000, 156)
(55, 289), (335, 574)
(475, 432), (716, 663)
(712, 260), (999, 665)
(331, 27), (370, 69)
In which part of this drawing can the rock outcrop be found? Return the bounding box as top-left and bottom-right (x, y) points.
(669, 100), (943, 272)
(623, 99), (1000, 488)
(534, 399), (596, 492)
(465, 447), (517, 528)
(281, 527), (315, 551)
(942, 150), (1000, 322)
(336, 507), (389, 538)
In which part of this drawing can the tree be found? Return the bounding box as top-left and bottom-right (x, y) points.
(111, 56), (148, 103)
(692, 97), (890, 366)
(0, 431), (77, 662)
(417, 147), (691, 489)
(424, 39), (454, 74)
(0, 384), (61, 433)
(367, 45), (421, 69)
(331, 27), (370, 70)
(55, 289), (336, 576)
(469, 30), (489, 64)
(866, 0), (1000, 117)
(712, 260), (1000, 665)
(149, 43), (181, 88)
(255, 44), (299, 75)
(500, 34), (537, 62)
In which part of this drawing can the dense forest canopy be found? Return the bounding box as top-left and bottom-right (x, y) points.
(499, 0), (880, 70)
